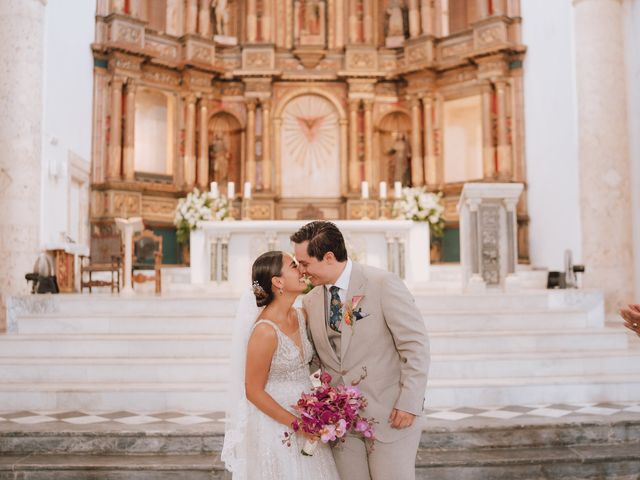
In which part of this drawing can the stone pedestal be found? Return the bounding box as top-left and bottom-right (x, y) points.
(115, 217), (144, 296)
(458, 183), (523, 292)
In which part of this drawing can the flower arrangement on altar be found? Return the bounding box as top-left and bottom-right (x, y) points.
(174, 188), (229, 244)
(283, 371), (376, 456)
(393, 186), (446, 238)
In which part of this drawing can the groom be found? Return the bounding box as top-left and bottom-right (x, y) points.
(291, 221), (430, 480)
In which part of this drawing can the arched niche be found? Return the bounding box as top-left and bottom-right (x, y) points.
(134, 88), (175, 176)
(375, 110), (412, 186)
(208, 111), (243, 187)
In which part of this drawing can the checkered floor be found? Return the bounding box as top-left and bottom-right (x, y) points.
(1, 402), (639, 427)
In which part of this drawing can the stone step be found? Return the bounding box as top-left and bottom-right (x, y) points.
(14, 309), (594, 336)
(2, 349), (639, 384)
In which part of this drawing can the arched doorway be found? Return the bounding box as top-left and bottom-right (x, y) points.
(376, 110), (412, 186)
(208, 112), (242, 188)
(280, 94), (341, 198)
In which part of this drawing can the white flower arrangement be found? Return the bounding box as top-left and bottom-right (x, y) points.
(392, 186), (446, 237)
(174, 188), (229, 244)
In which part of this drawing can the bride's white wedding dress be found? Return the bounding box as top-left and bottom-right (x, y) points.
(243, 310), (340, 479)
(222, 303), (340, 480)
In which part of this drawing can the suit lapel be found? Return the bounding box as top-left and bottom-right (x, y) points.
(341, 262), (366, 362)
(309, 287), (340, 367)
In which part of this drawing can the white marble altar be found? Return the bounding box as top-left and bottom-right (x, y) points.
(458, 183), (524, 292)
(190, 220), (430, 291)
(115, 217), (143, 295)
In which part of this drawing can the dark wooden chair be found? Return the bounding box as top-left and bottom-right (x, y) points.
(80, 235), (122, 293)
(132, 229), (163, 294)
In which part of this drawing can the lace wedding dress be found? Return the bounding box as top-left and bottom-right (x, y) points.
(243, 310), (340, 479)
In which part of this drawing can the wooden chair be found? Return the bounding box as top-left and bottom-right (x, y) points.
(132, 229), (163, 294)
(80, 235), (122, 293)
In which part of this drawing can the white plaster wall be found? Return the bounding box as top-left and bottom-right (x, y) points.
(624, 0), (640, 301)
(442, 95), (483, 183)
(521, 0), (582, 271)
(40, 0), (96, 247)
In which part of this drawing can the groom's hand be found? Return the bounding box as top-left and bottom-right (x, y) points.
(389, 408), (415, 429)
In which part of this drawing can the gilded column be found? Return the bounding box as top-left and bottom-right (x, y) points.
(408, 0), (421, 38)
(420, 0), (432, 35)
(262, 100), (272, 191)
(495, 79), (512, 179)
(574, 0), (634, 313)
(197, 98), (209, 189)
(186, 0), (198, 34)
(198, 0), (210, 36)
(123, 79), (136, 182)
(363, 99), (374, 183)
(108, 76), (124, 180)
(246, 100), (257, 187)
(481, 81), (496, 179)
(434, 93), (444, 186)
(348, 99), (360, 191)
(363, 0), (373, 44)
(409, 96), (424, 186)
(422, 94), (436, 186)
(247, 0), (257, 43)
(184, 94), (197, 188)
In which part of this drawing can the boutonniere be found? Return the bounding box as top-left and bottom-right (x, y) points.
(343, 295), (369, 328)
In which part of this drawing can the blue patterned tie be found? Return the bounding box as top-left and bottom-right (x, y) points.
(329, 286), (342, 333)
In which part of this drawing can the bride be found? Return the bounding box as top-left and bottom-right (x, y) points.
(221, 251), (340, 479)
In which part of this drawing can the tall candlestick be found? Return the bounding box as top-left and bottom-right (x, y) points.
(394, 181), (402, 198)
(227, 181), (235, 199)
(243, 181), (252, 199)
(210, 181), (219, 198)
(379, 181), (387, 199)
(361, 181), (369, 199)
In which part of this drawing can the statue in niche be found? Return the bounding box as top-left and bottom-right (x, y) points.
(209, 133), (230, 184)
(386, 132), (411, 186)
(294, 0), (326, 47)
(211, 0), (230, 37)
(386, 0), (405, 38)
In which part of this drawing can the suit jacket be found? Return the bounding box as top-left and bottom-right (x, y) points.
(302, 262), (430, 443)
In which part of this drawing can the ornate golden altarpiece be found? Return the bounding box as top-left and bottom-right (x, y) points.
(90, 0), (528, 261)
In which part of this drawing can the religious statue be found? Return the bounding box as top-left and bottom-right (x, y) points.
(386, 0), (405, 38)
(294, 0), (326, 47)
(387, 132), (411, 185)
(302, 0), (322, 36)
(209, 134), (230, 184)
(211, 0), (229, 37)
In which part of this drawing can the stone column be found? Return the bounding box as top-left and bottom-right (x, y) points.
(363, 0), (373, 44)
(481, 81), (496, 179)
(348, 0), (358, 44)
(434, 93), (444, 186)
(492, 0), (507, 15)
(408, 0), (421, 38)
(246, 100), (257, 187)
(335, 0), (345, 48)
(184, 94), (197, 188)
(476, 0), (488, 19)
(410, 96), (424, 186)
(420, 0), (433, 36)
(0, 0), (46, 331)
(348, 100), (360, 192)
(186, 0), (198, 34)
(574, 0), (634, 313)
(340, 119), (349, 196)
(273, 117), (282, 195)
(123, 79), (136, 182)
(247, 0), (257, 43)
(198, 0), (210, 37)
(262, 100), (272, 191)
(422, 94), (436, 186)
(495, 79), (512, 179)
(111, 0), (125, 14)
(262, 0), (272, 43)
(197, 98), (209, 189)
(129, 0), (141, 18)
(108, 76), (124, 180)
(363, 99), (374, 183)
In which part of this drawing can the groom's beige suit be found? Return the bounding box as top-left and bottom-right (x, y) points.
(302, 260), (430, 480)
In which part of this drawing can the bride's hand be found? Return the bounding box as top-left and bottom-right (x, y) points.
(296, 429), (319, 443)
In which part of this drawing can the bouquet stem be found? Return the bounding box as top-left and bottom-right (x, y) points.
(302, 439), (318, 456)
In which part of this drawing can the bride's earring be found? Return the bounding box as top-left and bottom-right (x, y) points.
(279, 287), (284, 295)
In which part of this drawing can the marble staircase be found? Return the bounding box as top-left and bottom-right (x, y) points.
(2, 286), (640, 412)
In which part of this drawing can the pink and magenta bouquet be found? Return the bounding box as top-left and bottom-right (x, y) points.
(283, 372), (376, 456)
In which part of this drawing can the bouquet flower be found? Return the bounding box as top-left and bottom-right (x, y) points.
(174, 188), (229, 244)
(393, 186), (445, 238)
(283, 372), (376, 456)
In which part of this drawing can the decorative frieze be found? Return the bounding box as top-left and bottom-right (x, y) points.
(142, 67), (180, 87)
(141, 196), (178, 222)
(242, 46), (276, 71)
(107, 15), (144, 50)
(182, 36), (216, 69)
(344, 46), (378, 73)
(145, 34), (180, 61)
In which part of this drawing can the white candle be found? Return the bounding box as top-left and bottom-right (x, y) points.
(379, 181), (387, 199)
(227, 181), (235, 199)
(210, 181), (219, 198)
(394, 181), (402, 198)
(361, 181), (369, 200)
(243, 181), (252, 199)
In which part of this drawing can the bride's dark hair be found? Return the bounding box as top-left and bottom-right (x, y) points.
(251, 251), (283, 307)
